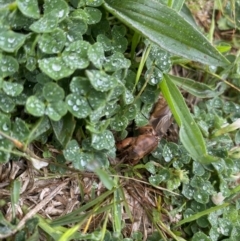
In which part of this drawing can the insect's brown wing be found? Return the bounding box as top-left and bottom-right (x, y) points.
(150, 97), (173, 136)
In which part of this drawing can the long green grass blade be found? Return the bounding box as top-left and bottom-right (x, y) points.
(104, 0), (229, 67)
(160, 75), (218, 164)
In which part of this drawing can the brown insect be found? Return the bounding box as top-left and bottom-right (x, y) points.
(116, 97), (173, 164)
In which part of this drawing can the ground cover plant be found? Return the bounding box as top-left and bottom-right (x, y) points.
(0, 0), (240, 240)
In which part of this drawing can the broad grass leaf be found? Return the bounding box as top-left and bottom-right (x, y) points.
(104, 0), (229, 67)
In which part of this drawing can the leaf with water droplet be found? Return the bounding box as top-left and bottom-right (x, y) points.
(66, 94), (91, 118)
(0, 93), (15, 113)
(3, 81), (23, 97)
(60, 18), (86, 43)
(30, 12), (58, 33)
(162, 142), (179, 162)
(193, 189), (209, 204)
(63, 139), (81, 161)
(26, 96), (45, 117)
(88, 42), (105, 69)
(38, 57), (74, 81)
(86, 0), (104, 7)
(17, 0), (40, 19)
(104, 52), (131, 72)
(44, 0), (69, 22)
(51, 113), (76, 148)
(122, 88), (134, 105)
(111, 25), (128, 53)
(97, 34), (112, 51)
(0, 55), (19, 78)
(110, 115), (128, 131)
(85, 7), (102, 24)
(38, 28), (66, 54)
(70, 77), (89, 95)
(88, 91), (107, 110)
(91, 130), (115, 150)
(45, 101), (68, 121)
(123, 104), (137, 120)
(62, 40), (90, 69)
(135, 112), (149, 127)
(43, 82), (65, 102)
(145, 67), (163, 85)
(0, 114), (11, 134)
(140, 84), (158, 104)
(86, 70), (118, 92)
(12, 118), (30, 141)
(192, 232), (211, 241)
(193, 161), (205, 176)
(0, 29), (26, 52)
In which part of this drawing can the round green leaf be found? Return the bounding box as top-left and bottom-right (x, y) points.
(66, 94), (91, 118)
(38, 29), (66, 54)
(144, 67), (163, 85)
(30, 13), (58, 33)
(86, 70), (118, 92)
(97, 34), (112, 51)
(86, 0), (104, 7)
(17, 0), (40, 19)
(0, 55), (19, 78)
(12, 118), (30, 141)
(192, 232), (211, 241)
(62, 40), (90, 69)
(123, 89), (134, 105)
(123, 104), (137, 120)
(60, 18), (87, 43)
(162, 143), (179, 162)
(38, 57), (74, 81)
(3, 81), (23, 97)
(70, 77), (89, 95)
(88, 90), (107, 110)
(0, 30), (26, 52)
(104, 52), (131, 72)
(91, 130), (115, 150)
(43, 82), (65, 102)
(85, 7), (102, 24)
(44, 0), (69, 22)
(45, 101), (68, 121)
(110, 115), (128, 131)
(88, 42), (105, 69)
(63, 139), (81, 161)
(26, 96), (45, 117)
(0, 93), (15, 113)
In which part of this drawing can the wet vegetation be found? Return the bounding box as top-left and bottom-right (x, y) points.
(0, 0), (240, 240)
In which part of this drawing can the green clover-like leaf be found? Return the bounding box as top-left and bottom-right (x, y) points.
(88, 42), (105, 69)
(26, 96), (45, 117)
(86, 70), (118, 92)
(66, 94), (91, 118)
(63, 139), (81, 161)
(0, 30), (26, 52)
(62, 40), (90, 69)
(110, 115), (128, 131)
(70, 77), (89, 95)
(86, 0), (104, 7)
(38, 57), (74, 81)
(3, 81), (23, 97)
(85, 7), (102, 24)
(0, 55), (19, 78)
(44, 0), (69, 22)
(17, 0), (40, 19)
(38, 28), (66, 54)
(91, 130), (115, 150)
(12, 118), (30, 141)
(45, 101), (68, 121)
(60, 18), (87, 43)
(0, 93), (15, 113)
(104, 52), (131, 72)
(43, 82), (65, 102)
(51, 113), (76, 148)
(30, 12), (58, 33)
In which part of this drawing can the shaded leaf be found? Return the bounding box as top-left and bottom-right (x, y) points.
(0, 55), (19, 78)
